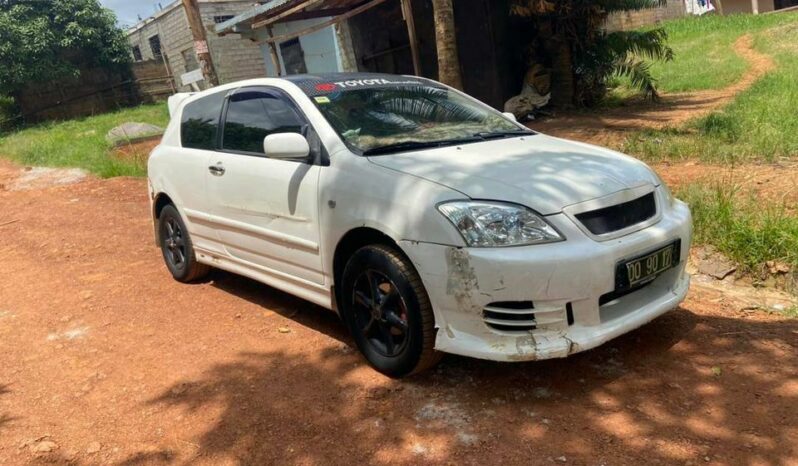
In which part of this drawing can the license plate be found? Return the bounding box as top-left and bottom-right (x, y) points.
(615, 240), (680, 290)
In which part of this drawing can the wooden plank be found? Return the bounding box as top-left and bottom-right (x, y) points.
(280, 7), (350, 21)
(267, 27), (283, 76)
(252, 0), (327, 29)
(257, 0), (390, 43)
(400, 0), (421, 75)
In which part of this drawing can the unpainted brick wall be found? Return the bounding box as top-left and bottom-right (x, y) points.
(605, 1), (687, 31)
(127, 0), (267, 91)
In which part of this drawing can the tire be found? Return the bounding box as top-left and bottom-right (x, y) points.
(340, 244), (442, 377)
(158, 204), (210, 283)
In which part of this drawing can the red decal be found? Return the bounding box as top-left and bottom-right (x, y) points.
(315, 83), (337, 92)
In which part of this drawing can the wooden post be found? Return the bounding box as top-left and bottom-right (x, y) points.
(751, 0), (759, 13)
(267, 27), (283, 76)
(400, 0), (421, 76)
(182, 0), (219, 87)
(715, 0), (725, 15)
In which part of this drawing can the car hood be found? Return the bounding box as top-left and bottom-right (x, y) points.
(367, 134), (658, 215)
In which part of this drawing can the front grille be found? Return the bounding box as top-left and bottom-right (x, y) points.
(575, 192), (656, 235)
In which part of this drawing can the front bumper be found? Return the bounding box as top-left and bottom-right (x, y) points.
(399, 199), (692, 362)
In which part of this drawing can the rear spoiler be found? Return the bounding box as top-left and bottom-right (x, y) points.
(167, 93), (195, 117)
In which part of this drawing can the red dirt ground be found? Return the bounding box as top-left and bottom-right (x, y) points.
(0, 157), (796, 466)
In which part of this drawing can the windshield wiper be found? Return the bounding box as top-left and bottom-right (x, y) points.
(473, 130), (535, 140)
(362, 137), (483, 155)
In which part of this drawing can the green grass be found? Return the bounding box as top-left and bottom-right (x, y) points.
(612, 12), (798, 95)
(0, 103), (168, 178)
(624, 17), (798, 163)
(678, 182), (798, 275)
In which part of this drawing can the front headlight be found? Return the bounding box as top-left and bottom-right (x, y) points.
(437, 201), (563, 247)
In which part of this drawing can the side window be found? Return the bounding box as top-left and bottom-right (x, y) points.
(222, 91), (304, 154)
(181, 91), (226, 150)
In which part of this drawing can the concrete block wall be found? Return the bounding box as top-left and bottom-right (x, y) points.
(127, 0), (267, 91)
(605, 1), (687, 31)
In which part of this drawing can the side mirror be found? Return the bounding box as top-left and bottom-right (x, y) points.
(502, 112), (518, 122)
(263, 133), (311, 160)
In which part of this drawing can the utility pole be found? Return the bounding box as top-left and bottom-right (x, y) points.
(182, 0), (219, 87)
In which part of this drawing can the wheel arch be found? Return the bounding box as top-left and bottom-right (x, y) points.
(152, 192), (175, 246)
(332, 227), (416, 311)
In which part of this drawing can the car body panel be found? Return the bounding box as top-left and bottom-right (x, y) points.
(368, 134), (658, 215)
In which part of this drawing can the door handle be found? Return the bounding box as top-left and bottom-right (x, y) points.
(208, 163), (225, 176)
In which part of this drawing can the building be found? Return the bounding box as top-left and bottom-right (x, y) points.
(215, 0), (523, 110)
(126, 0), (269, 91)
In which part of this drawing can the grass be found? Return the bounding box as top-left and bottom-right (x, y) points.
(677, 182), (798, 275)
(0, 103), (168, 178)
(624, 16), (798, 163)
(612, 12), (798, 95)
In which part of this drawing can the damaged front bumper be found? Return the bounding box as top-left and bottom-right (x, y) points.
(399, 199), (692, 362)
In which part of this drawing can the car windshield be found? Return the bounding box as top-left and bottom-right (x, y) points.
(307, 81), (530, 154)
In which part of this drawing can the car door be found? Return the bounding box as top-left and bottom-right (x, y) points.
(206, 87), (324, 285)
(169, 89), (228, 253)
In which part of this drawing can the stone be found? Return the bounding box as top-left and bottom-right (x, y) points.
(105, 122), (164, 146)
(31, 440), (58, 453)
(86, 441), (101, 454)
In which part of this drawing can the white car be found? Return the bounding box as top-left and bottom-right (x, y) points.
(148, 73), (692, 377)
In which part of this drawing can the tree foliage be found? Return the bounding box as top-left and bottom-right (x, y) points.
(0, 0), (130, 96)
(511, 0), (674, 106)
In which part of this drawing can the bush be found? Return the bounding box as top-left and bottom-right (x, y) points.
(0, 96), (18, 131)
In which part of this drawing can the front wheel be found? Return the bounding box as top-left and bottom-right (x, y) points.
(158, 204), (210, 283)
(340, 244), (441, 377)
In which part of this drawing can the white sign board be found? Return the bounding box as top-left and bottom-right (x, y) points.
(181, 69), (204, 87)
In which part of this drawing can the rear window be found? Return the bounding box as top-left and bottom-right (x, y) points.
(181, 91), (226, 150)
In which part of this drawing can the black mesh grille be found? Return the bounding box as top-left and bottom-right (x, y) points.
(576, 192), (656, 235)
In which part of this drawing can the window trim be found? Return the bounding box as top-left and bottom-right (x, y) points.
(218, 86), (327, 165)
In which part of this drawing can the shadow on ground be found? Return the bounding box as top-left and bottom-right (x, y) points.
(123, 273), (797, 465)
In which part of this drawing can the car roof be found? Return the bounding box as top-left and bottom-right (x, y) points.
(281, 72), (415, 84)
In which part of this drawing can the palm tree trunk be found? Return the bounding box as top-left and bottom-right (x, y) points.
(431, 0), (463, 90)
(550, 38), (574, 107)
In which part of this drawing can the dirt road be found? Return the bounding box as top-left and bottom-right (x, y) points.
(0, 159), (796, 465)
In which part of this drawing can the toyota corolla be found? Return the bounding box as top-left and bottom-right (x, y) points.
(148, 73), (692, 377)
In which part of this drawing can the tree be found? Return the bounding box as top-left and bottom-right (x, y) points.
(431, 0), (463, 90)
(511, 0), (674, 106)
(0, 0), (130, 97)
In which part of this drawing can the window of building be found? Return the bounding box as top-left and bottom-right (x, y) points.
(181, 91), (227, 150)
(279, 38), (307, 75)
(222, 90), (304, 154)
(131, 45), (143, 62)
(182, 49), (199, 72)
(148, 35), (163, 60)
(213, 15), (235, 24)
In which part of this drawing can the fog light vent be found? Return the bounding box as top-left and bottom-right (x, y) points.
(483, 301), (537, 332)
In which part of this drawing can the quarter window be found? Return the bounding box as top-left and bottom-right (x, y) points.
(181, 91), (227, 150)
(222, 91), (304, 154)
